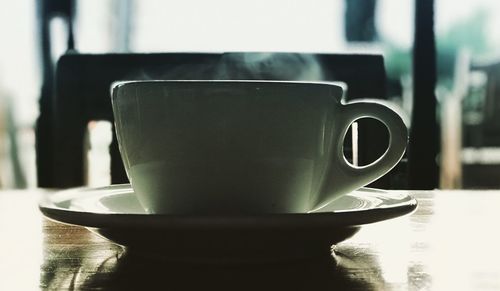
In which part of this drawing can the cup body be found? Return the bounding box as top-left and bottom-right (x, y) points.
(112, 80), (405, 214)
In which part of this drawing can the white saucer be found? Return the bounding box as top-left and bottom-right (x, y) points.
(39, 184), (417, 262)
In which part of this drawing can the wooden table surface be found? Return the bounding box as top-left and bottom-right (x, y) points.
(1, 189), (499, 290)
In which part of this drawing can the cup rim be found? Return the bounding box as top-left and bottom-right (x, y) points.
(111, 79), (347, 94)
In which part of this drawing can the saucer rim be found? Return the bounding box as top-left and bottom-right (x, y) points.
(39, 184), (418, 229)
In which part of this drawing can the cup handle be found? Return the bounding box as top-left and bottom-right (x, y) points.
(314, 100), (408, 211)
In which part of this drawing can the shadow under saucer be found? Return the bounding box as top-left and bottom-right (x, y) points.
(94, 225), (361, 263)
(76, 246), (385, 291)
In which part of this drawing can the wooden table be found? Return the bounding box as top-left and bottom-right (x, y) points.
(1, 189), (499, 290)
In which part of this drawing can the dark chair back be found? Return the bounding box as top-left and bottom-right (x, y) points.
(38, 52), (397, 188)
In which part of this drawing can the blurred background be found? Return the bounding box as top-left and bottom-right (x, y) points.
(0, 0), (499, 189)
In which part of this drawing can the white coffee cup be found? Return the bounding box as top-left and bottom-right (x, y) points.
(111, 80), (407, 214)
